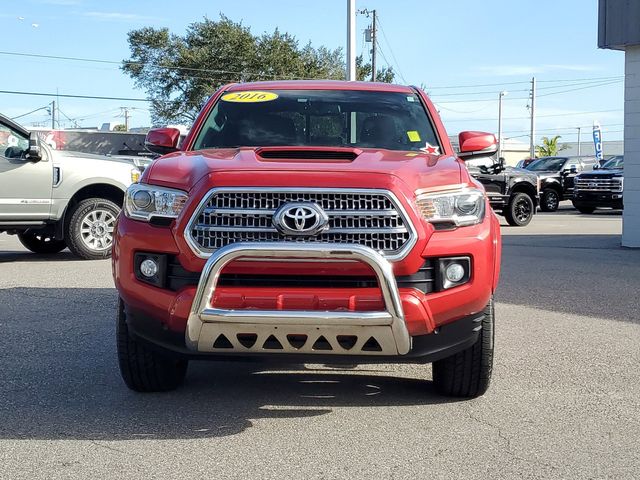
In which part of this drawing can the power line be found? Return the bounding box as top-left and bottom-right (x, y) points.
(424, 75), (625, 91)
(375, 17), (407, 84)
(0, 89), (150, 102)
(0, 50), (295, 79)
(538, 79), (623, 97)
(441, 108), (623, 123)
(11, 105), (50, 120)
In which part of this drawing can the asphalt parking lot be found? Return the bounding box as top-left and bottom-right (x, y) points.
(1, 206), (639, 480)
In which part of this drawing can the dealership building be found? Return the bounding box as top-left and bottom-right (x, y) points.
(599, 0), (640, 247)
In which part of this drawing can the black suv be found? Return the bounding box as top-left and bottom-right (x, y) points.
(466, 156), (539, 226)
(525, 155), (598, 212)
(572, 155), (624, 213)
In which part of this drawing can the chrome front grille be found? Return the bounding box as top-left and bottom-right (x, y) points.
(574, 178), (622, 192)
(186, 188), (416, 260)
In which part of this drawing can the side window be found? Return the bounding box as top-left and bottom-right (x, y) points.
(0, 124), (29, 160)
(566, 161), (579, 171)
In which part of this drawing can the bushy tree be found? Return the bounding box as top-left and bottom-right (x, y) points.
(122, 15), (395, 124)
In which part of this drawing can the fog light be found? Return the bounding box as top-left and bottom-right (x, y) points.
(445, 263), (465, 283)
(438, 256), (471, 290)
(140, 258), (158, 278)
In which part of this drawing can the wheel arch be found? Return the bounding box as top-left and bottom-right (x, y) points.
(54, 183), (126, 240)
(509, 182), (538, 204)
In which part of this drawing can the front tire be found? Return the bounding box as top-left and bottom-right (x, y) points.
(432, 298), (495, 398)
(540, 188), (560, 212)
(572, 202), (596, 214)
(17, 231), (67, 254)
(504, 192), (534, 226)
(117, 299), (188, 392)
(65, 198), (120, 260)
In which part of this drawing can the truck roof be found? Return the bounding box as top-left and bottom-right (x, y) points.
(224, 80), (416, 93)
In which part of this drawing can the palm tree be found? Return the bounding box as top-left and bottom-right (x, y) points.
(535, 135), (569, 157)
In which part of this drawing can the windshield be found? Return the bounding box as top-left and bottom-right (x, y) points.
(526, 157), (566, 172)
(601, 156), (624, 169)
(192, 89), (440, 152)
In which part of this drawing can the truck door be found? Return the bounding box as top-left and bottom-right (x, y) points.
(466, 156), (506, 201)
(0, 123), (53, 221)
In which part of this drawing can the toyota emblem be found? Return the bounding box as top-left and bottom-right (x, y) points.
(273, 202), (329, 236)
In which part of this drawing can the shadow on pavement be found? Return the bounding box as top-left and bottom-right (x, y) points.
(0, 250), (78, 264)
(0, 287), (456, 441)
(498, 234), (640, 324)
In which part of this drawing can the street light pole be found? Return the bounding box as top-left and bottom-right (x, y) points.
(577, 127), (581, 156)
(346, 0), (356, 81)
(497, 91), (508, 160)
(529, 77), (536, 158)
(371, 10), (377, 82)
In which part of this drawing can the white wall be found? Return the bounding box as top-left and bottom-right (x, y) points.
(623, 45), (640, 247)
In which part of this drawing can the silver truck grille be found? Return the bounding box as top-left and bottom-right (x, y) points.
(186, 188), (417, 260)
(574, 178), (622, 192)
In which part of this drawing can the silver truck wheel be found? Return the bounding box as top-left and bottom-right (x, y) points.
(80, 208), (116, 251)
(66, 198), (120, 260)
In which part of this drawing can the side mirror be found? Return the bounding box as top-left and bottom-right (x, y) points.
(26, 132), (42, 162)
(593, 165), (599, 170)
(458, 131), (498, 160)
(145, 128), (181, 156)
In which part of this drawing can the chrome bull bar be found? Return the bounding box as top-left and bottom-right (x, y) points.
(185, 242), (411, 355)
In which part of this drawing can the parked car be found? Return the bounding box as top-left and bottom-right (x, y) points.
(466, 156), (539, 226)
(572, 155), (624, 213)
(0, 114), (142, 259)
(525, 155), (598, 211)
(113, 81), (502, 398)
(515, 157), (537, 169)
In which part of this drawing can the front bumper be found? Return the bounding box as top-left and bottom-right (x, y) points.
(186, 242), (411, 356)
(573, 191), (623, 208)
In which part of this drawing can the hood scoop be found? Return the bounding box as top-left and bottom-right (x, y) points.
(256, 147), (360, 162)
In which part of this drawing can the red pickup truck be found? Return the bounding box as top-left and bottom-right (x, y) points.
(112, 81), (501, 398)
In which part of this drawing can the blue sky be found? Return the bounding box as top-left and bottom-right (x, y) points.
(1, 0), (625, 144)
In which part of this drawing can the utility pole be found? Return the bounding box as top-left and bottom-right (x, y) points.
(577, 127), (582, 156)
(529, 77), (536, 158)
(360, 9), (377, 81)
(346, 0), (356, 81)
(122, 107), (130, 132)
(497, 91), (508, 160)
(51, 100), (56, 129)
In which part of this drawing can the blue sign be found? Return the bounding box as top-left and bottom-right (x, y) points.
(592, 123), (603, 161)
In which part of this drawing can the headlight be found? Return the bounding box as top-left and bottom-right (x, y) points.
(416, 188), (485, 227)
(124, 184), (188, 222)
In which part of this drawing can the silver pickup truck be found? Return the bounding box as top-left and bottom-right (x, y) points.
(0, 114), (142, 259)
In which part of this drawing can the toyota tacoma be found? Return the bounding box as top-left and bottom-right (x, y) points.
(113, 81), (502, 398)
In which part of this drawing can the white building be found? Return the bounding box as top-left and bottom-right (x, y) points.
(599, 0), (640, 247)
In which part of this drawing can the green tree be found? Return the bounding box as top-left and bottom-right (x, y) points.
(122, 15), (395, 124)
(112, 124), (127, 132)
(535, 135), (569, 157)
(356, 55), (395, 83)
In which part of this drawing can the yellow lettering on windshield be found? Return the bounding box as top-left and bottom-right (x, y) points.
(221, 91), (279, 103)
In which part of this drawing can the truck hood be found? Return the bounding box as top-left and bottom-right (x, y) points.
(532, 170), (561, 179)
(51, 148), (140, 167)
(143, 147), (463, 192)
